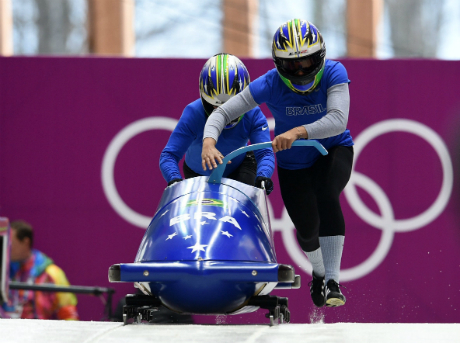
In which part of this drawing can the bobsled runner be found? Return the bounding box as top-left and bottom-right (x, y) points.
(108, 141), (328, 325)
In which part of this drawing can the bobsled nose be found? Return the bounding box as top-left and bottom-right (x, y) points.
(109, 262), (296, 314)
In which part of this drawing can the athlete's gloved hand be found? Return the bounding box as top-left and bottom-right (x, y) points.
(255, 176), (274, 195)
(168, 178), (183, 186)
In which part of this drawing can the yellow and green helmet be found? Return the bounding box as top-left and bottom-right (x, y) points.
(272, 19), (326, 95)
(199, 53), (249, 128)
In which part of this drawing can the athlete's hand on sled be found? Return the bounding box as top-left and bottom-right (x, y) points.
(202, 138), (230, 171)
(255, 176), (274, 195)
(272, 126), (308, 153)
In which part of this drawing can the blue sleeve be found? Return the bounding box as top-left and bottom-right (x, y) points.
(159, 108), (197, 183)
(249, 73), (273, 105)
(248, 108), (275, 178)
(326, 61), (349, 88)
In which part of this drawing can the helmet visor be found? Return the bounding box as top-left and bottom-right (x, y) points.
(280, 55), (321, 78)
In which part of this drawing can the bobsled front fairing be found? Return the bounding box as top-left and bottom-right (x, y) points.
(109, 141), (328, 325)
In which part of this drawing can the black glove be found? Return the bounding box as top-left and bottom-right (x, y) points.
(168, 178), (183, 186)
(255, 176), (274, 195)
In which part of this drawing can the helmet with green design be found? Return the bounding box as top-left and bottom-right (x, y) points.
(272, 19), (326, 94)
(199, 53), (250, 129)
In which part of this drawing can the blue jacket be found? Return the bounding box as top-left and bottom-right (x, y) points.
(249, 60), (354, 169)
(160, 99), (275, 183)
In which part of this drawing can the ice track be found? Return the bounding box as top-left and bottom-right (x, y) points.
(1, 320), (459, 343)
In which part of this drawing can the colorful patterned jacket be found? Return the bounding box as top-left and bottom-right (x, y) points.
(2, 249), (79, 320)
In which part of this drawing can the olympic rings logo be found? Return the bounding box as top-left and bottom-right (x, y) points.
(101, 117), (178, 228)
(101, 117), (453, 282)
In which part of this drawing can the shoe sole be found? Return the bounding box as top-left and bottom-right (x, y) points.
(325, 298), (345, 307)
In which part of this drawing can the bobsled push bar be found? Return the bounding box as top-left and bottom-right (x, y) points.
(208, 140), (328, 184)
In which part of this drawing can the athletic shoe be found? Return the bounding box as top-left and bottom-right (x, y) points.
(308, 272), (325, 307)
(325, 279), (346, 307)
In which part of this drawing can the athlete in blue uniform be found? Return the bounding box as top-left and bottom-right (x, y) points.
(202, 20), (353, 308)
(160, 53), (275, 193)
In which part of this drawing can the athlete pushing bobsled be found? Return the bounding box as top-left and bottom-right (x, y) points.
(159, 53), (275, 194)
(202, 19), (354, 308)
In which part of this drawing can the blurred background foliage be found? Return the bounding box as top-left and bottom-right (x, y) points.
(10, 0), (460, 59)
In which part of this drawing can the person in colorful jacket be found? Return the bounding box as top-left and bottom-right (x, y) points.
(202, 19), (353, 308)
(160, 53), (275, 194)
(2, 220), (79, 320)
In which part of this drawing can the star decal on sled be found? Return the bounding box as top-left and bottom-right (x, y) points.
(187, 243), (208, 253)
(166, 232), (177, 241)
(241, 210), (250, 218)
(221, 231), (233, 238)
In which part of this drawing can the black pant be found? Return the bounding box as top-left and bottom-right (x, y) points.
(183, 151), (257, 186)
(278, 146), (353, 252)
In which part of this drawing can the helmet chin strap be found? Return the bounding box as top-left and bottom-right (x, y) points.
(223, 114), (245, 129)
(298, 85), (319, 95)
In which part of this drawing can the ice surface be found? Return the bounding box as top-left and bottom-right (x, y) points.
(0, 320), (459, 343)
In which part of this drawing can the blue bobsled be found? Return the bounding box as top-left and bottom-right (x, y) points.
(109, 141), (328, 325)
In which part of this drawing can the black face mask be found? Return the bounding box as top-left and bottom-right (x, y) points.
(201, 98), (244, 129)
